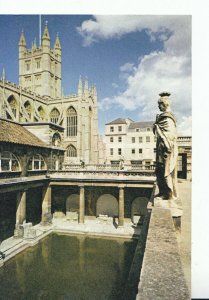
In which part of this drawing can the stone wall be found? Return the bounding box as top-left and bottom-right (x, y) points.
(137, 206), (190, 300)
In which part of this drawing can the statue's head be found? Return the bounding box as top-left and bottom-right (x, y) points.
(158, 92), (171, 112)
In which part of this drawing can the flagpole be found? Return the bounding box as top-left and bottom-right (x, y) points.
(39, 15), (41, 47)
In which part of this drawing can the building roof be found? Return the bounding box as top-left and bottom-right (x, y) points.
(0, 118), (49, 148)
(106, 118), (134, 125)
(129, 121), (154, 129)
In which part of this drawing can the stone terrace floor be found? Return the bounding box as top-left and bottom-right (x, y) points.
(176, 180), (191, 295)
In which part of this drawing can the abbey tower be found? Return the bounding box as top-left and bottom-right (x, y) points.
(19, 22), (61, 98)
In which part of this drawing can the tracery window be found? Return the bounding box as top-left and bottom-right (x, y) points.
(0, 152), (21, 172)
(66, 145), (77, 157)
(50, 108), (60, 124)
(28, 154), (46, 171)
(66, 107), (77, 137)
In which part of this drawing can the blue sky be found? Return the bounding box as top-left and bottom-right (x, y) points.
(0, 15), (191, 135)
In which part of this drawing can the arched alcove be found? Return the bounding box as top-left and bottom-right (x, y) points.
(131, 197), (148, 224)
(66, 194), (79, 213)
(96, 194), (118, 217)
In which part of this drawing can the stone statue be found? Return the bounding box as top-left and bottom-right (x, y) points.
(153, 92), (178, 200)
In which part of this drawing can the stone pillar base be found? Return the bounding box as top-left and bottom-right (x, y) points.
(23, 223), (37, 240)
(14, 223), (24, 238)
(41, 212), (52, 226)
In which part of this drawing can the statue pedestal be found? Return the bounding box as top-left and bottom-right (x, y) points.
(154, 197), (183, 229)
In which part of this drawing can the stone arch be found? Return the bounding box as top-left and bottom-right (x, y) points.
(96, 194), (118, 217)
(50, 107), (60, 124)
(7, 95), (18, 119)
(131, 197), (148, 224)
(52, 132), (61, 146)
(66, 194), (79, 213)
(37, 105), (46, 120)
(24, 100), (32, 119)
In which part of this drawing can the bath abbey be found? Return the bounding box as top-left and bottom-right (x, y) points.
(0, 20), (191, 300)
(0, 22), (99, 165)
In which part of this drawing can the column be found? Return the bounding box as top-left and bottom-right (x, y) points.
(41, 185), (52, 225)
(79, 185), (85, 223)
(16, 190), (26, 224)
(118, 186), (125, 227)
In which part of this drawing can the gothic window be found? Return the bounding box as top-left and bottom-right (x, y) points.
(25, 61), (31, 71)
(0, 152), (21, 172)
(28, 154), (46, 171)
(50, 108), (60, 124)
(66, 107), (77, 137)
(7, 95), (17, 118)
(66, 145), (77, 157)
(36, 60), (41, 69)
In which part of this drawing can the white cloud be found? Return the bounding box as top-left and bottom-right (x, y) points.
(77, 15), (191, 54)
(79, 15), (191, 135)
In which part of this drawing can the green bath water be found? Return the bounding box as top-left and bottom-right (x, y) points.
(0, 234), (137, 300)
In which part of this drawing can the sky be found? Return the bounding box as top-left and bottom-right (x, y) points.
(0, 15), (191, 135)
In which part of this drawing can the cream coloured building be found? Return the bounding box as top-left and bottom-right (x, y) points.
(105, 118), (156, 167)
(0, 23), (99, 165)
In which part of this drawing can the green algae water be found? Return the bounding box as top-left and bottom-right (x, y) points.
(0, 234), (137, 300)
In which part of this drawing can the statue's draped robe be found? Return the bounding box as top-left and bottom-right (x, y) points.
(154, 112), (178, 199)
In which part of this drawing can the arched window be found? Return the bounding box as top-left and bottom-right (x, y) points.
(52, 132), (61, 146)
(28, 154), (46, 170)
(0, 152), (21, 172)
(66, 145), (77, 157)
(50, 108), (60, 124)
(24, 101), (32, 119)
(7, 95), (17, 119)
(38, 106), (45, 120)
(66, 107), (77, 137)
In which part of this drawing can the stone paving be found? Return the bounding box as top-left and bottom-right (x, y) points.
(52, 217), (141, 238)
(176, 180), (191, 295)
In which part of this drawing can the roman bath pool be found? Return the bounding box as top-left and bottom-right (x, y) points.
(0, 234), (138, 300)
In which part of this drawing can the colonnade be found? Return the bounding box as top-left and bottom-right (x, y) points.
(14, 184), (125, 228)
